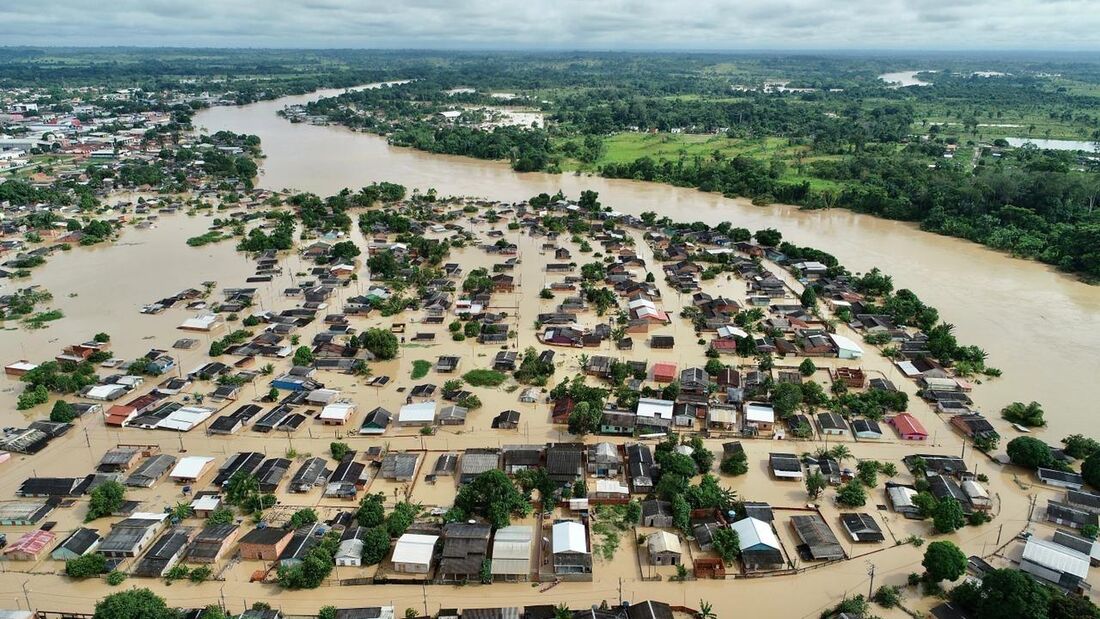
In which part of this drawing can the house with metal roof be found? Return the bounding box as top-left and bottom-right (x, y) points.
(124, 454), (176, 488)
(3, 529), (55, 561)
(769, 453), (803, 480)
(627, 443), (655, 493)
(1021, 537), (1090, 591)
(551, 520), (591, 578)
(99, 513), (168, 558)
(187, 524), (239, 563)
(381, 452), (420, 482)
(133, 527), (194, 577)
(1047, 500), (1100, 530)
(238, 527), (293, 561)
(458, 450), (499, 484)
(490, 525), (533, 581)
(0, 500), (56, 526)
(840, 513), (884, 543)
(391, 533), (438, 574)
(289, 457), (331, 493)
(645, 530), (682, 566)
(50, 527), (101, 561)
(439, 522), (491, 582)
(398, 401), (437, 426)
(790, 514), (845, 561)
(731, 517), (784, 571)
(359, 407), (391, 435)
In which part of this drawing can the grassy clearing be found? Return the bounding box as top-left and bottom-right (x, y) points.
(462, 369), (507, 387)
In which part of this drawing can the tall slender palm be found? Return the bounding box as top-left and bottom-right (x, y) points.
(697, 601), (717, 619)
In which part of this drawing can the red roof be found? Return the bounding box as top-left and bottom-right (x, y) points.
(5, 529), (55, 556)
(652, 362), (677, 381)
(710, 339), (737, 350)
(890, 413), (928, 438)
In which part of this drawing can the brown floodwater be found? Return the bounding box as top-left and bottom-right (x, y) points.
(195, 88), (1100, 439)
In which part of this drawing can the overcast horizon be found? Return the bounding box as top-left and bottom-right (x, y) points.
(2, 0), (1099, 52)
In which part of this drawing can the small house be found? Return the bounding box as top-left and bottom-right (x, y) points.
(646, 531), (682, 566)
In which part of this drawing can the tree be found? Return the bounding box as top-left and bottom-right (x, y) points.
(754, 228), (782, 246)
(836, 480), (867, 507)
(798, 358), (816, 377)
(922, 540), (967, 582)
(720, 452), (748, 476)
(1001, 401), (1045, 427)
(319, 607), (338, 619)
(799, 286), (817, 308)
(66, 553), (108, 578)
(1084, 450), (1100, 490)
(567, 401), (603, 436)
(697, 601), (717, 619)
(86, 480), (126, 521)
(359, 328), (399, 360)
(1062, 434), (1100, 460)
(330, 240), (360, 262)
(1006, 436), (1054, 469)
(361, 526), (392, 565)
(289, 508), (318, 529)
(356, 493), (386, 528)
(932, 498), (967, 534)
(330, 441), (350, 461)
(50, 399), (75, 423)
(93, 588), (176, 619)
(770, 382), (803, 418)
(293, 346), (314, 366)
(971, 569), (1051, 619)
(805, 471), (827, 499)
(450, 470), (531, 529)
(711, 526), (740, 564)
(1050, 591), (1100, 619)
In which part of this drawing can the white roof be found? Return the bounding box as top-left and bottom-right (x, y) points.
(961, 480), (989, 500)
(399, 401), (436, 423)
(86, 384), (125, 400)
(829, 333), (863, 356)
(628, 298), (657, 311)
(716, 325), (749, 339)
(731, 517), (780, 551)
(337, 538), (364, 560)
(391, 533), (438, 566)
(320, 402), (356, 421)
(179, 313), (220, 330)
(4, 361), (37, 372)
(896, 361), (921, 377)
(170, 456), (214, 479)
(190, 495), (220, 511)
(595, 479), (629, 495)
(1023, 537), (1090, 579)
(888, 485), (918, 507)
(156, 406), (214, 431)
(306, 388), (341, 404)
(636, 398), (674, 420)
(552, 521), (588, 554)
(744, 402), (775, 424)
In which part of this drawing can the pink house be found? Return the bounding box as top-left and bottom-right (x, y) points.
(889, 413), (928, 441)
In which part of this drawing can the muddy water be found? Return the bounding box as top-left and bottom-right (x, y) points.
(196, 89), (1100, 439)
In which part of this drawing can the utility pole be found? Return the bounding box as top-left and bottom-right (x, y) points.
(618, 577), (623, 605)
(21, 581), (30, 613)
(422, 582), (429, 617)
(866, 563), (875, 600)
(996, 523), (1004, 547)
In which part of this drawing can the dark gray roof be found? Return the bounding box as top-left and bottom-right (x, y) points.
(57, 527), (101, 555)
(791, 514), (844, 560)
(840, 513), (884, 543)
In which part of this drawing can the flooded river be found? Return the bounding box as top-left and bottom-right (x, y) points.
(195, 87), (1100, 439)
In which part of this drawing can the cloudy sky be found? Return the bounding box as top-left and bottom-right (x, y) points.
(2, 0), (1098, 50)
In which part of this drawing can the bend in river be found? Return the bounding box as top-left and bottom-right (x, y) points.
(195, 87), (1100, 437)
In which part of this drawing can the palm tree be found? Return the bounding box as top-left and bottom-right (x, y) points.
(829, 445), (852, 463)
(554, 603), (572, 619)
(697, 601), (717, 619)
(578, 353), (590, 370)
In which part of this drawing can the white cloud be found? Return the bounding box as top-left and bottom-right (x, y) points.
(0, 0), (1097, 49)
